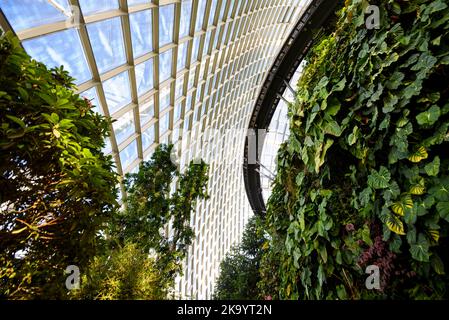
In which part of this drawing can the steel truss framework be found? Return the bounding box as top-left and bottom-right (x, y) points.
(243, 0), (338, 216)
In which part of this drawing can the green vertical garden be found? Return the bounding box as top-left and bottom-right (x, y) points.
(259, 0), (449, 299)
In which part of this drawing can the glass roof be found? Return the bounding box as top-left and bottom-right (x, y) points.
(79, 0), (119, 15)
(22, 28), (91, 85)
(0, 0), (70, 31)
(87, 17), (126, 73)
(130, 9), (153, 58)
(1, 0), (313, 300)
(159, 4), (174, 47)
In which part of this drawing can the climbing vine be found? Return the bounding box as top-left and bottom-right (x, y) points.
(259, 0), (449, 299)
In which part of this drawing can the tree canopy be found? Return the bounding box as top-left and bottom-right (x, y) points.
(213, 216), (264, 300)
(0, 31), (118, 299)
(77, 144), (209, 299)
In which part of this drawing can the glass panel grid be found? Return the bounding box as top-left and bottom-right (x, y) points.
(78, 0), (119, 16)
(130, 9), (153, 58)
(159, 4), (174, 47)
(0, 0), (70, 31)
(22, 29), (91, 85)
(87, 17), (126, 74)
(103, 70), (132, 114)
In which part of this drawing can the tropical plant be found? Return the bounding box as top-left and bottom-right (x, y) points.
(213, 216), (265, 300)
(260, 0), (449, 300)
(73, 243), (162, 300)
(0, 31), (118, 299)
(78, 144), (209, 299)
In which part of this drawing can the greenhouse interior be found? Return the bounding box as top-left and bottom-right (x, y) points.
(1, 0), (449, 302)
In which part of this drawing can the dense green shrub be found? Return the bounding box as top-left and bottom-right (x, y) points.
(0, 31), (118, 299)
(260, 0), (449, 299)
(74, 243), (162, 300)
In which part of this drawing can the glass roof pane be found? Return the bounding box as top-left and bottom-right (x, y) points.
(142, 126), (155, 151)
(113, 110), (135, 145)
(103, 71), (132, 114)
(177, 41), (188, 72)
(172, 125), (180, 143)
(221, 23), (229, 44)
(179, 0), (192, 38)
(196, 84), (202, 100)
(22, 29), (91, 85)
(174, 101), (183, 121)
(130, 9), (153, 58)
(87, 17), (126, 74)
(159, 49), (173, 83)
(78, 0), (119, 16)
(139, 96), (154, 125)
(103, 137), (112, 155)
(195, 0), (206, 31)
(160, 134), (169, 145)
(191, 37), (200, 62)
(227, 0), (235, 18)
(175, 76), (184, 100)
(183, 114), (190, 131)
(128, 0), (150, 6)
(213, 26), (221, 49)
(208, 0), (218, 25)
(80, 86), (102, 115)
(159, 112), (170, 134)
(0, 0), (70, 31)
(119, 140), (138, 170)
(219, 0), (227, 21)
(193, 101), (200, 119)
(204, 31), (212, 56)
(135, 58), (154, 97)
(159, 85), (171, 111)
(201, 101), (207, 116)
(187, 69), (196, 89)
(185, 92), (192, 111)
(235, 0), (243, 16)
(159, 4), (174, 47)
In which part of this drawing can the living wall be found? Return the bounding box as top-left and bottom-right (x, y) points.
(0, 31), (118, 298)
(260, 0), (449, 299)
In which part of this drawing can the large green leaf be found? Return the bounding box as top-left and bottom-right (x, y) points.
(332, 77), (346, 92)
(385, 71), (404, 90)
(416, 105), (441, 126)
(368, 166), (391, 189)
(409, 234), (430, 262)
(383, 92), (399, 113)
(436, 202), (449, 222)
(424, 156), (440, 176)
(431, 254), (445, 275)
(429, 177), (449, 201)
(323, 120), (343, 137)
